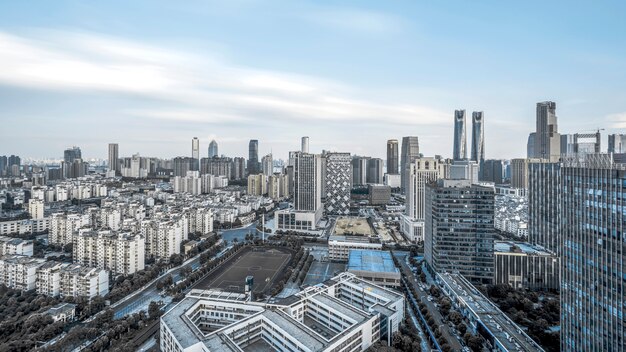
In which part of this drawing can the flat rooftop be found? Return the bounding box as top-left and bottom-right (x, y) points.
(494, 241), (554, 256)
(347, 250), (399, 274)
(334, 217), (374, 236)
(437, 273), (544, 352)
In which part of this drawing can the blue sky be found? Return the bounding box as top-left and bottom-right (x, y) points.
(1, 0), (625, 161)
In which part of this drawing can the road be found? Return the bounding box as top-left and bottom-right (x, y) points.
(112, 242), (225, 319)
(394, 252), (465, 351)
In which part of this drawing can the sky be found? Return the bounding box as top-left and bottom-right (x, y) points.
(0, 0), (625, 162)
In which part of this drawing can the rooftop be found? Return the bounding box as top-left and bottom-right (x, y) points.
(494, 241), (554, 256)
(437, 273), (544, 352)
(347, 250), (399, 274)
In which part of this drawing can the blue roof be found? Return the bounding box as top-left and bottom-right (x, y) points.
(347, 250), (399, 273)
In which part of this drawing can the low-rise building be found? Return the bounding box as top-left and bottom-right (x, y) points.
(160, 272), (404, 352)
(347, 250), (400, 287)
(436, 273), (544, 352)
(368, 184), (391, 205)
(328, 235), (382, 262)
(0, 255), (45, 291)
(0, 237), (34, 256)
(494, 241), (559, 291)
(43, 303), (77, 323)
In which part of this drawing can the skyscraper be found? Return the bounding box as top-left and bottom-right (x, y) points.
(301, 136), (309, 153)
(528, 161), (561, 255)
(470, 111), (485, 164)
(386, 139), (399, 175)
(261, 154), (273, 176)
(208, 140), (218, 158)
(608, 133), (626, 153)
(480, 159), (504, 184)
(424, 178), (495, 284)
(527, 133), (536, 158)
(108, 143), (119, 176)
(248, 140), (260, 175)
(192, 137), (200, 171)
(453, 110), (467, 161)
(64, 146), (82, 163)
(366, 158), (384, 184)
(293, 152), (322, 213)
(351, 156), (368, 186)
(533, 101), (560, 161)
(400, 136), (420, 194)
(561, 154), (626, 351)
(402, 157), (446, 243)
(324, 152), (352, 216)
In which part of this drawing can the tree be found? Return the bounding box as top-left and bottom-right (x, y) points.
(148, 301), (162, 320)
(457, 322), (467, 335)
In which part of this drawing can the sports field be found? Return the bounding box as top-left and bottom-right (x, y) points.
(203, 248), (291, 294)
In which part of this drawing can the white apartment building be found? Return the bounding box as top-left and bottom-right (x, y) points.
(0, 255), (46, 291)
(28, 198), (45, 220)
(141, 218), (186, 260)
(186, 208), (214, 235)
(0, 237), (34, 256)
(49, 213), (87, 245)
(0, 218), (50, 236)
(36, 261), (109, 298)
(74, 229), (145, 275)
(160, 272), (405, 352)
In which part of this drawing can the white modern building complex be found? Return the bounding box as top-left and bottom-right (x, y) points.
(160, 272), (404, 352)
(74, 229), (145, 275)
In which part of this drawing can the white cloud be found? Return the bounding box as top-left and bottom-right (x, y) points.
(607, 112), (626, 128)
(303, 8), (405, 34)
(0, 30), (447, 129)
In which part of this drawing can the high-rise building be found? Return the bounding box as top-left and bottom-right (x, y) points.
(192, 137), (200, 171)
(261, 154), (273, 176)
(608, 133), (626, 153)
(574, 131), (601, 154)
(324, 152), (352, 216)
(533, 101), (560, 161)
(108, 143), (119, 176)
(208, 140), (218, 158)
(510, 158), (540, 189)
(367, 158), (384, 184)
(526, 133), (536, 158)
(424, 178), (495, 284)
(276, 152), (322, 231)
(400, 136), (420, 194)
(248, 139), (260, 174)
(28, 199), (44, 220)
(560, 134), (576, 156)
(247, 174), (267, 196)
(231, 157), (246, 180)
(560, 154), (626, 351)
(63, 146), (82, 163)
(386, 139), (399, 174)
(301, 136), (309, 153)
(528, 161), (561, 255)
(453, 110), (467, 161)
(74, 230), (145, 275)
(173, 157), (194, 177)
(470, 111), (485, 164)
(0, 155), (6, 176)
(293, 152), (322, 212)
(401, 157), (447, 243)
(200, 157), (232, 178)
(351, 156), (369, 186)
(480, 159), (504, 184)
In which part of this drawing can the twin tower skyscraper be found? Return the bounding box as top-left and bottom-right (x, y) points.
(453, 110), (484, 163)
